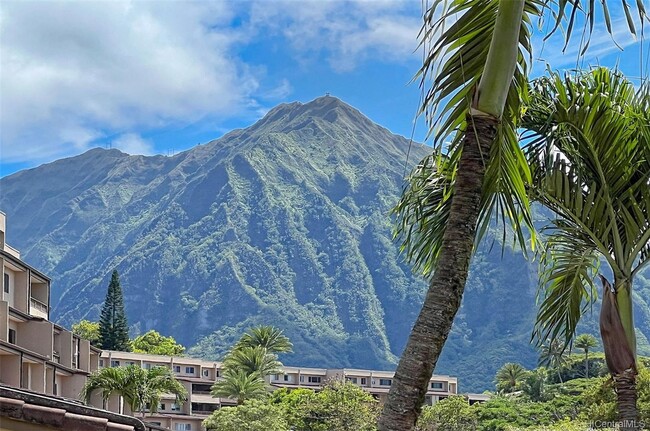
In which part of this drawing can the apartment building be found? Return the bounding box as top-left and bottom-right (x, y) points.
(99, 350), (235, 431)
(0, 212), (101, 400)
(102, 350), (459, 431)
(269, 366), (458, 405)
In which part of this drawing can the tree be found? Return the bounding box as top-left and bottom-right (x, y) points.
(80, 365), (187, 416)
(575, 334), (599, 378)
(98, 270), (130, 351)
(235, 325), (293, 354)
(211, 369), (268, 405)
(380, 2), (644, 429)
(495, 363), (528, 393)
(526, 68), (650, 426)
(416, 395), (477, 431)
(71, 320), (100, 345)
(538, 340), (570, 384)
(131, 330), (185, 356)
(224, 346), (282, 377)
(274, 381), (379, 431)
(203, 399), (289, 431)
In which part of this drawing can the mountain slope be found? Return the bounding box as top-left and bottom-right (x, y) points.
(0, 96), (431, 370)
(3, 96), (648, 392)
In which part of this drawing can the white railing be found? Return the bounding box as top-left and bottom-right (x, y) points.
(30, 297), (48, 317)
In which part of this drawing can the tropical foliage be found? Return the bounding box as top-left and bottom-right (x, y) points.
(71, 320), (100, 345)
(80, 365), (187, 416)
(525, 68), (650, 423)
(131, 330), (186, 356)
(205, 381), (378, 431)
(211, 369), (268, 405)
(575, 334), (599, 378)
(210, 325), (291, 404)
(495, 363), (528, 393)
(382, 0), (645, 428)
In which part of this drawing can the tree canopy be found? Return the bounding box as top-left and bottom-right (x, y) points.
(131, 330), (185, 356)
(71, 320), (100, 345)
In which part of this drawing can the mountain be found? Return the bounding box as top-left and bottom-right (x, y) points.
(3, 96), (649, 392)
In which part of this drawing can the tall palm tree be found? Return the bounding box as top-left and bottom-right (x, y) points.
(224, 345), (282, 377)
(380, 2), (644, 430)
(495, 363), (528, 393)
(236, 325), (293, 354)
(525, 68), (650, 427)
(211, 369), (268, 405)
(80, 365), (187, 416)
(538, 339), (570, 383)
(575, 334), (599, 378)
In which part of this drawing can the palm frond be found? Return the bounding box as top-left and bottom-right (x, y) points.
(533, 222), (600, 346)
(393, 154), (452, 275)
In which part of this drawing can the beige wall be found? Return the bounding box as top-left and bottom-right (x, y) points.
(0, 354), (20, 387)
(17, 320), (53, 358)
(0, 301), (8, 342)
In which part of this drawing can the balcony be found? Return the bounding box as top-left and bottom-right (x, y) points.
(30, 297), (48, 318)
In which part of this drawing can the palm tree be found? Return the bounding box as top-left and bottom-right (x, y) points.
(236, 325), (293, 354)
(525, 68), (650, 427)
(538, 340), (570, 384)
(211, 369), (268, 405)
(380, 2), (643, 429)
(80, 365), (187, 416)
(575, 334), (599, 378)
(224, 345), (282, 377)
(495, 363), (528, 393)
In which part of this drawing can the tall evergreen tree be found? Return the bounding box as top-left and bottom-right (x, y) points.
(98, 270), (131, 351)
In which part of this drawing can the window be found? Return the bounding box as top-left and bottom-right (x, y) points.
(347, 377), (358, 384)
(173, 365), (181, 372)
(3, 273), (8, 293)
(185, 366), (195, 374)
(171, 403), (181, 411)
(360, 378), (367, 385)
(431, 382), (444, 390)
(284, 375), (290, 382)
(271, 374), (280, 381)
(143, 363), (151, 370)
(159, 403), (166, 410)
(299, 375), (304, 383)
(308, 376), (321, 384)
(203, 369), (209, 377)
(174, 424), (191, 431)
(99, 359), (104, 367)
(379, 379), (392, 386)
(8, 329), (16, 344)
(216, 369), (220, 378)
(125, 361), (135, 366)
(111, 360), (120, 367)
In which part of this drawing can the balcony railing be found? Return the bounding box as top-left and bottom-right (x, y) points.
(30, 297), (48, 318)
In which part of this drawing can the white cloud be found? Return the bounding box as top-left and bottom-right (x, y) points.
(0, 0), (423, 168)
(249, 1), (422, 72)
(0, 1), (256, 164)
(111, 133), (154, 156)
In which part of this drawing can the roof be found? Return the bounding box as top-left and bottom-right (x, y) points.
(0, 384), (147, 431)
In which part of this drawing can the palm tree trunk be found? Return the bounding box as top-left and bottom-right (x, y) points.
(378, 1), (524, 429)
(600, 276), (638, 430)
(585, 350), (589, 378)
(378, 114), (497, 430)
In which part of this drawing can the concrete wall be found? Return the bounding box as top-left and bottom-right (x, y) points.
(0, 301), (8, 342)
(0, 355), (20, 387)
(17, 320), (53, 358)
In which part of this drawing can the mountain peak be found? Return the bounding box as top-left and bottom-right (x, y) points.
(254, 95), (369, 134)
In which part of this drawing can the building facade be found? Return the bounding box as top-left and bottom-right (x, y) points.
(101, 350), (459, 431)
(0, 212), (101, 400)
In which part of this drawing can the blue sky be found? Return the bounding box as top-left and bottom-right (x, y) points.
(1, 1), (647, 178)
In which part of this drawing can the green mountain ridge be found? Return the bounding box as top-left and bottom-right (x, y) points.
(2, 96), (649, 392)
